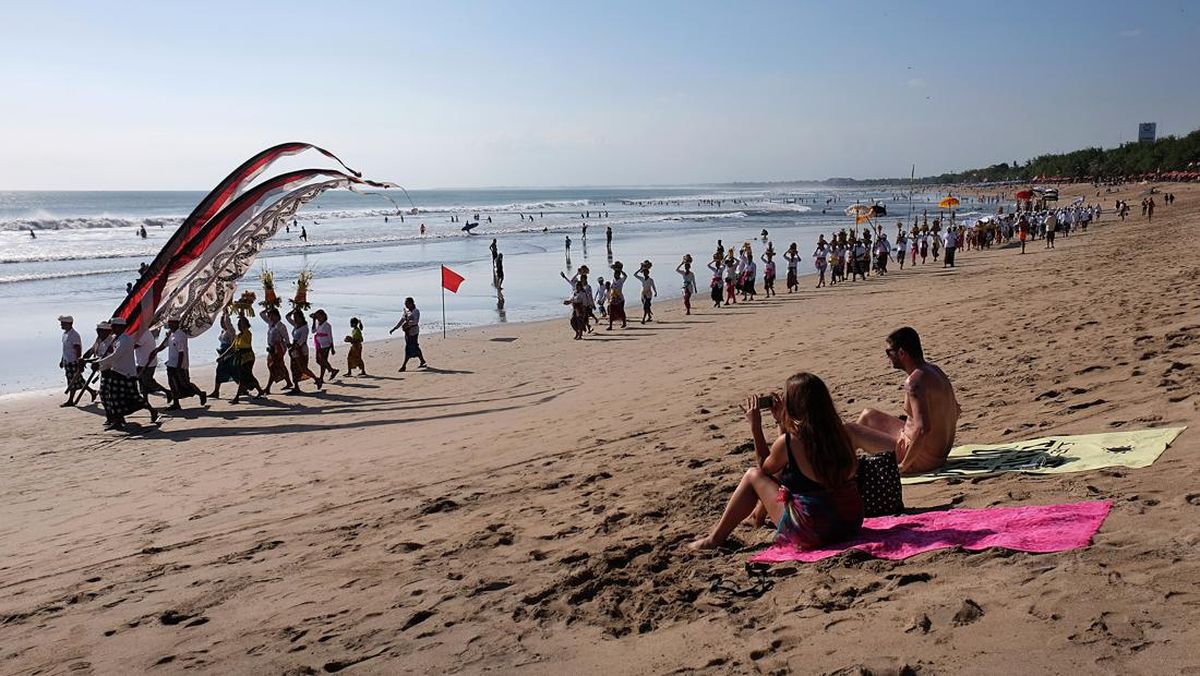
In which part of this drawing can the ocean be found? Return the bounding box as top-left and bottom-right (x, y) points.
(0, 186), (961, 394)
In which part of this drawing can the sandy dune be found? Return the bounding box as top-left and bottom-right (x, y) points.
(2, 183), (1198, 675)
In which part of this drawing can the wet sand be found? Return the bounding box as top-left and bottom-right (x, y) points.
(1, 182), (1197, 674)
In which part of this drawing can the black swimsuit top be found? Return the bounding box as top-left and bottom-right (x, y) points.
(778, 434), (825, 495)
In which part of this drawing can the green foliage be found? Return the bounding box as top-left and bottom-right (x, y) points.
(919, 128), (1200, 183)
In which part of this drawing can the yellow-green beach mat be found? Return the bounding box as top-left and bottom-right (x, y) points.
(902, 427), (1186, 485)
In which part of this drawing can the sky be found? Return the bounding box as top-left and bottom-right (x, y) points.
(1, 0), (1198, 190)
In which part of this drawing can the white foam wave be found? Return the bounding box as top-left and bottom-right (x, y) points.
(1, 215), (185, 232)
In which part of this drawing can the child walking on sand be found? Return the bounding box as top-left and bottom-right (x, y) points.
(761, 245), (776, 298)
(344, 317), (367, 376)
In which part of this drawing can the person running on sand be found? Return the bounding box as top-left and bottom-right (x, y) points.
(687, 372), (863, 551)
(676, 255), (697, 315)
(634, 261), (657, 323)
(894, 227), (908, 270)
(844, 327), (961, 475)
(784, 243), (800, 292)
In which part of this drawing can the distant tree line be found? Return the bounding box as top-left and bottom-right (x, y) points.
(919, 128), (1200, 183)
(729, 128), (1200, 187)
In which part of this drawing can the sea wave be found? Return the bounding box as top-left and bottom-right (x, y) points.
(1, 215), (185, 232)
(0, 267), (136, 284)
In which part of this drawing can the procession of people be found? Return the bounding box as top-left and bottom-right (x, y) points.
(58, 280), (424, 430)
(56, 187), (1153, 430)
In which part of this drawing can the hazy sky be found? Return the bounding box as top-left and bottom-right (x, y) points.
(1, 0), (1198, 189)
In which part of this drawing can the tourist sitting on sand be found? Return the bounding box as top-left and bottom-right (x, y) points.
(688, 373), (863, 551)
(844, 327), (960, 475)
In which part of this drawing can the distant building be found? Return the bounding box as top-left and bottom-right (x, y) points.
(1138, 122), (1157, 144)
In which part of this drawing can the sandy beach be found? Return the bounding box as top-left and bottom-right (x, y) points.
(2, 182), (1198, 674)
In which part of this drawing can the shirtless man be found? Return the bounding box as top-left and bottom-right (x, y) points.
(845, 327), (960, 474)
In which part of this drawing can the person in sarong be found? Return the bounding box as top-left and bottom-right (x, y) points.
(311, 309), (339, 382)
(134, 326), (171, 405)
(707, 252), (724, 308)
(389, 298), (428, 371)
(96, 317), (158, 430)
(287, 310), (321, 391)
(219, 316), (265, 404)
(151, 318), (207, 410)
(344, 317), (367, 376)
(261, 309), (293, 394)
(209, 310), (237, 399)
(606, 262), (628, 330)
(58, 315), (95, 407)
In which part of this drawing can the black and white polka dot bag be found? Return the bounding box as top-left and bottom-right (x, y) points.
(855, 451), (904, 517)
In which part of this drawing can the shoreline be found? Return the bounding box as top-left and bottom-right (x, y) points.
(1, 181), (1197, 673)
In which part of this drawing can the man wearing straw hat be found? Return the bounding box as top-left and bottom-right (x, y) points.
(57, 315), (94, 407)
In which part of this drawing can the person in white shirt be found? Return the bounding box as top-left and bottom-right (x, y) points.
(874, 233), (891, 275)
(95, 317), (158, 429)
(58, 315), (95, 407)
(287, 310), (321, 390)
(150, 318), (207, 410)
(311, 309), (339, 382)
(676, 255), (697, 315)
(942, 227), (957, 268)
(895, 227), (909, 270)
(390, 297), (428, 371)
(260, 309), (294, 394)
(594, 276), (608, 317)
(134, 327), (170, 403)
(783, 243), (801, 292)
(634, 260), (657, 323)
(561, 266), (597, 332)
(812, 237), (829, 288)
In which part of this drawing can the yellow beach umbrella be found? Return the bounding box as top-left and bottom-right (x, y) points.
(938, 195), (960, 209)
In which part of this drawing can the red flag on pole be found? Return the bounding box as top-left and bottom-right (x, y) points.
(441, 265), (465, 293)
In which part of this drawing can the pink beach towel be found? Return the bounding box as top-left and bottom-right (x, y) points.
(750, 501), (1112, 564)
